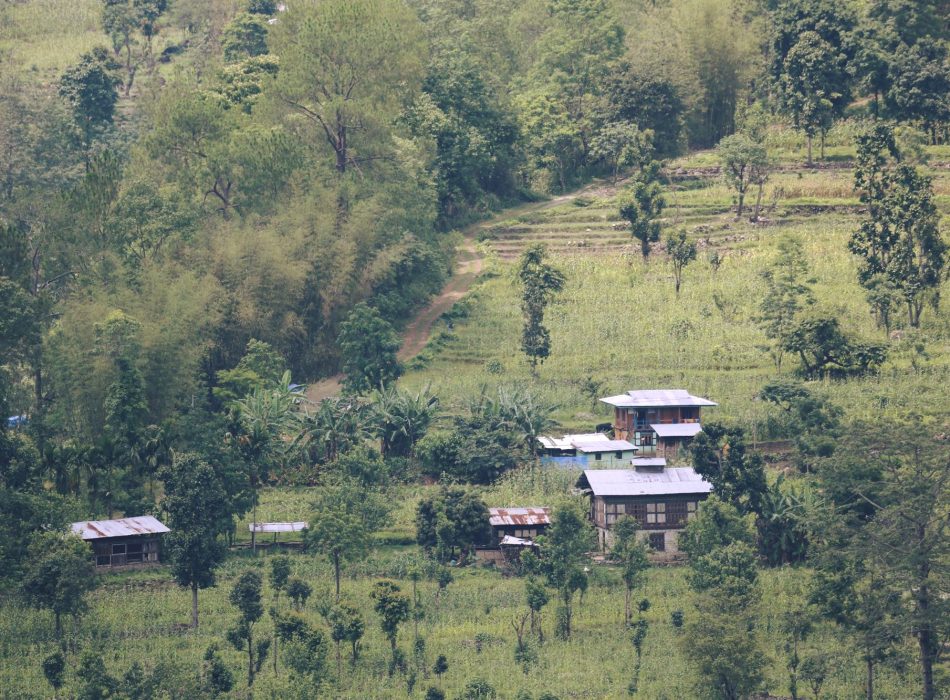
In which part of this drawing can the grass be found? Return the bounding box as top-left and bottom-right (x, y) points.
(401, 147), (950, 435)
(0, 485), (917, 699)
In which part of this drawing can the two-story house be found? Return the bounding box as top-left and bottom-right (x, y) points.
(575, 465), (712, 555)
(600, 389), (717, 462)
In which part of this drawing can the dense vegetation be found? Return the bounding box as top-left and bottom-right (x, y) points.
(1, 0), (948, 698)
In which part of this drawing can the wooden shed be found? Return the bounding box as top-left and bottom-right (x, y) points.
(71, 516), (169, 568)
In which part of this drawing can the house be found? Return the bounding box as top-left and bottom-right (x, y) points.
(537, 433), (637, 467)
(71, 516), (169, 568)
(575, 464), (712, 555)
(600, 389), (717, 462)
(488, 507), (550, 542)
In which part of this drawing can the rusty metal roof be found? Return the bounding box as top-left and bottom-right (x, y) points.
(576, 468), (712, 496)
(249, 521), (308, 533)
(600, 389), (717, 409)
(488, 507), (551, 527)
(71, 516), (169, 540)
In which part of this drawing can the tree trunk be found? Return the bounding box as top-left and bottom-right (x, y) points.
(736, 190), (745, 218)
(820, 131), (826, 160)
(866, 658), (874, 700)
(248, 629), (255, 687)
(752, 181), (764, 222)
(55, 611), (61, 639)
(917, 548), (935, 700)
(251, 504), (257, 555)
(191, 583), (199, 629)
(806, 135), (813, 166)
(334, 552), (341, 601)
(625, 587), (631, 626)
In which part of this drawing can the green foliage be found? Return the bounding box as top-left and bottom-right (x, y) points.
(371, 579), (411, 658)
(415, 486), (491, 561)
(461, 677), (497, 699)
(665, 230), (697, 296)
(76, 650), (118, 700)
(757, 237), (814, 370)
(338, 303), (402, 395)
(227, 570), (268, 686)
(223, 12), (270, 63)
(370, 384), (439, 459)
(609, 516), (650, 626)
(58, 46), (120, 150)
(604, 66), (685, 158)
(42, 650), (66, 693)
(202, 644), (234, 696)
(517, 244), (565, 370)
(535, 502), (595, 640)
(19, 531), (96, 637)
(690, 424), (767, 516)
(286, 577), (312, 612)
(781, 316), (887, 378)
(716, 133), (770, 219)
(328, 600), (366, 661)
(619, 161), (665, 259)
(850, 123), (947, 328)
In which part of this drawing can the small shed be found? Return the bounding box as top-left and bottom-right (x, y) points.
(71, 516), (169, 568)
(488, 507), (550, 542)
(249, 521), (309, 550)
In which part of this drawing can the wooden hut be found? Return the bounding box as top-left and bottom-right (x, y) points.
(71, 516), (169, 568)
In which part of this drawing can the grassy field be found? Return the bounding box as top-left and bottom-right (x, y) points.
(402, 146), (950, 436)
(0, 484), (916, 700)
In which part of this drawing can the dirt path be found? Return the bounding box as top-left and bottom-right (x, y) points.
(304, 182), (608, 403)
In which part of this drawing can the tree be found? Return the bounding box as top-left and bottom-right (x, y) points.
(536, 502), (595, 640)
(271, 0), (425, 179)
(338, 303), (402, 394)
(609, 516), (650, 626)
(328, 600), (365, 667)
(690, 423), (768, 517)
(604, 64), (685, 158)
(270, 555), (291, 609)
(76, 651), (118, 700)
(42, 651), (66, 699)
(619, 161), (665, 259)
(227, 570), (270, 687)
(287, 577), (312, 611)
(757, 237), (814, 369)
(849, 124), (947, 328)
(274, 612), (329, 689)
(759, 381), (841, 472)
(202, 644), (234, 697)
(769, 0), (856, 163)
(19, 532), (96, 637)
(371, 580), (411, 670)
(415, 486), (491, 562)
(160, 454), (230, 629)
(782, 316), (887, 378)
(370, 384), (439, 459)
(517, 244), (565, 371)
(525, 577), (549, 644)
(589, 122), (652, 183)
(813, 424), (949, 700)
(716, 133), (770, 220)
(223, 12), (270, 62)
(885, 38), (950, 143)
(306, 476), (387, 599)
(432, 653), (448, 682)
(59, 47), (121, 156)
(665, 230), (697, 296)
(516, 91), (582, 193)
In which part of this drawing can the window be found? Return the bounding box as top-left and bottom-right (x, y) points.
(96, 555), (111, 567)
(640, 432), (654, 446)
(594, 452), (602, 461)
(112, 543), (126, 555)
(127, 542), (143, 563)
(605, 502), (625, 525)
(646, 503), (666, 524)
(648, 532), (666, 551)
(615, 451), (623, 459)
(687, 501), (697, 521)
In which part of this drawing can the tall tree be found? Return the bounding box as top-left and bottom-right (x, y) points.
(716, 133), (770, 220)
(609, 516), (650, 627)
(58, 47), (121, 160)
(690, 423), (768, 517)
(619, 161), (665, 259)
(757, 237), (814, 369)
(849, 124), (947, 328)
(885, 38), (950, 143)
(536, 502), (595, 640)
(516, 244), (565, 371)
(227, 570), (270, 687)
(665, 230), (697, 296)
(19, 532), (97, 638)
(371, 580), (411, 671)
(160, 453), (230, 629)
(305, 476), (388, 599)
(338, 303), (402, 395)
(770, 0), (856, 163)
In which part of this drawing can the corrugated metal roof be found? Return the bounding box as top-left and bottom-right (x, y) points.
(651, 423), (704, 438)
(631, 457), (668, 467)
(538, 433), (608, 450)
(489, 507), (551, 527)
(249, 521), (309, 533)
(71, 516), (169, 540)
(600, 389), (718, 408)
(575, 440), (636, 453)
(499, 535), (536, 547)
(577, 468), (712, 496)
